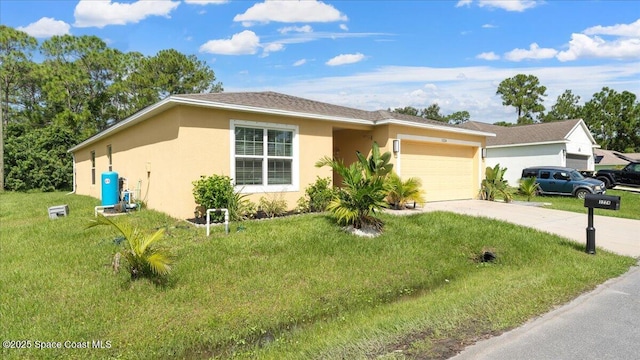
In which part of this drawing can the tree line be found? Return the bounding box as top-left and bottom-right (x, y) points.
(1, 25), (639, 192)
(1, 25), (222, 191)
(393, 74), (640, 153)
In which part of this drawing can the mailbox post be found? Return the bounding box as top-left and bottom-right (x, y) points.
(583, 194), (621, 254)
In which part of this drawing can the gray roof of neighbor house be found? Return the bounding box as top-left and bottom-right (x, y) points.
(459, 119), (597, 147)
(69, 91), (494, 152)
(594, 149), (630, 166)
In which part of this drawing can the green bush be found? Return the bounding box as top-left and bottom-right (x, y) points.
(259, 194), (288, 218)
(385, 172), (426, 209)
(316, 142), (392, 230)
(479, 164), (513, 202)
(297, 176), (336, 213)
(192, 175), (235, 222)
(86, 214), (174, 283)
(519, 176), (540, 201)
(4, 123), (79, 191)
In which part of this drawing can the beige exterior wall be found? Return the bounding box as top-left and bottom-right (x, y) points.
(74, 105), (488, 218)
(75, 106), (340, 219)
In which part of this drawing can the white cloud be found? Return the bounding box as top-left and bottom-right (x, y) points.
(74, 0), (180, 28)
(261, 42), (285, 57)
(199, 30), (260, 55)
(556, 33), (640, 61)
(456, 0), (540, 12)
(293, 59), (307, 66)
(340, 24), (349, 31)
(184, 0), (228, 5)
(482, 24), (497, 29)
(477, 51), (500, 60)
(326, 53), (365, 66)
(504, 43), (558, 61)
(17, 17), (70, 38)
(228, 62), (640, 124)
(234, 0), (347, 26)
(584, 19), (640, 37)
(278, 25), (313, 34)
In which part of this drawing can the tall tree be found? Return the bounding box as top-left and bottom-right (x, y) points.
(496, 74), (547, 124)
(422, 104), (445, 122)
(131, 49), (222, 103)
(541, 90), (582, 122)
(445, 111), (470, 125)
(582, 87), (640, 152)
(0, 26), (38, 191)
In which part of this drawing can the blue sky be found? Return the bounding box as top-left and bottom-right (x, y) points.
(2, 0), (639, 123)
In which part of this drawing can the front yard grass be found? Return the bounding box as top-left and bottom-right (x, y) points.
(1, 192), (636, 359)
(513, 189), (640, 220)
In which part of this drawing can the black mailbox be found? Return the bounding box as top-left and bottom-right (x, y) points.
(583, 193), (621, 254)
(584, 194), (620, 210)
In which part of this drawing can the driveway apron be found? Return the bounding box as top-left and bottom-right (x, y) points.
(415, 200), (639, 258)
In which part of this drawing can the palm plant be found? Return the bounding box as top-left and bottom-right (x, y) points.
(386, 172), (426, 209)
(316, 142), (392, 230)
(87, 215), (174, 281)
(519, 176), (540, 201)
(479, 164), (513, 202)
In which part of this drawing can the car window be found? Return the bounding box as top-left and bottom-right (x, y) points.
(522, 169), (536, 178)
(553, 171), (569, 180)
(540, 171), (550, 179)
(570, 171), (585, 180)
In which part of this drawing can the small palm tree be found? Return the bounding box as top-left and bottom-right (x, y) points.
(87, 215), (174, 281)
(386, 172), (426, 209)
(480, 164), (513, 202)
(316, 142), (392, 230)
(519, 176), (540, 201)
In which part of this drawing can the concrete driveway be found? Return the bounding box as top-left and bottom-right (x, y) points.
(414, 199), (639, 258)
(404, 200), (640, 360)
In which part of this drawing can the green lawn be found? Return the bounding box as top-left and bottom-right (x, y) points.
(0, 192), (636, 359)
(513, 189), (640, 220)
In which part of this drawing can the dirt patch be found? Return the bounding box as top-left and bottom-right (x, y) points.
(375, 321), (507, 359)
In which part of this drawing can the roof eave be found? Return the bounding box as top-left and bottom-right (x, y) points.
(170, 96), (374, 125)
(376, 119), (496, 137)
(488, 140), (569, 148)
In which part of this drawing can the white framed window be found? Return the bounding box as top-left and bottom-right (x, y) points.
(230, 120), (299, 193)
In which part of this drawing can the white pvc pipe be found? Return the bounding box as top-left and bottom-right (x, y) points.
(206, 208), (229, 236)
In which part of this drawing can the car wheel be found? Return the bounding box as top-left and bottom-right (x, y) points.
(575, 189), (589, 199)
(597, 177), (611, 189)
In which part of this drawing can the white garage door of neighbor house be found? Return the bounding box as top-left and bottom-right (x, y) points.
(566, 154), (589, 171)
(401, 141), (475, 202)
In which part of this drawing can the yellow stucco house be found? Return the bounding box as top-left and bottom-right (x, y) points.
(69, 92), (494, 219)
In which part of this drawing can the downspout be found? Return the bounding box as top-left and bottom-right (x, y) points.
(66, 152), (76, 195)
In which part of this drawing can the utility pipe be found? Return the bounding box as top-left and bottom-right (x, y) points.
(206, 208), (229, 236)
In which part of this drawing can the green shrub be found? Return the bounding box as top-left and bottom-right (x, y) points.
(297, 176), (336, 213)
(192, 175), (235, 222)
(259, 194), (288, 218)
(316, 142), (392, 230)
(519, 176), (540, 201)
(86, 214), (174, 283)
(385, 172), (426, 209)
(479, 164), (513, 202)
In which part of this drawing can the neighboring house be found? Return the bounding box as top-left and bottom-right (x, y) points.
(594, 149), (630, 170)
(69, 92), (494, 219)
(460, 119), (598, 186)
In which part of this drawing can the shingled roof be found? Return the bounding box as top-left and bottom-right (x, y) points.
(459, 119), (593, 147)
(70, 91), (494, 152)
(174, 91), (459, 128)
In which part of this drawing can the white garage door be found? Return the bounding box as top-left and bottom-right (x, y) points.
(401, 141), (476, 202)
(566, 154), (589, 170)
